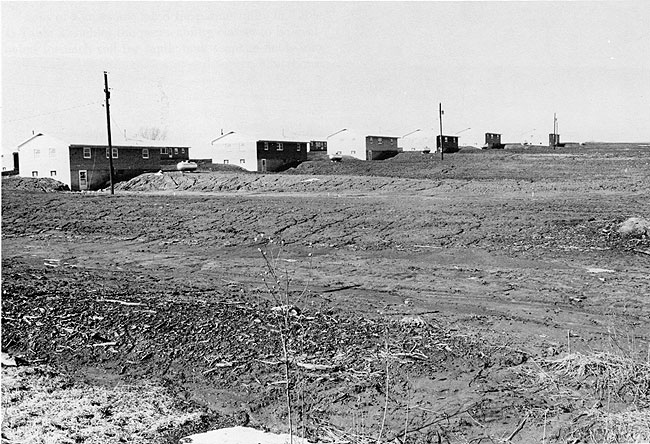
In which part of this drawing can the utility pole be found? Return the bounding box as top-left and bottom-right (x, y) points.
(439, 103), (444, 161)
(104, 71), (115, 195)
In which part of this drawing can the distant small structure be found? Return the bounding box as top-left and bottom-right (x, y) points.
(483, 133), (505, 149)
(436, 135), (459, 153)
(549, 133), (564, 148)
(550, 113), (565, 148)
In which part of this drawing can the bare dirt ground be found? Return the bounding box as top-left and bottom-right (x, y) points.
(2, 144), (649, 443)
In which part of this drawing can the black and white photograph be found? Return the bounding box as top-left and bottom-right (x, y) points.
(2, 1), (649, 443)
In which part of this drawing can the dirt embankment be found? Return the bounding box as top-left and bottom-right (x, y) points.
(114, 170), (646, 197)
(114, 143), (649, 195)
(2, 177), (70, 192)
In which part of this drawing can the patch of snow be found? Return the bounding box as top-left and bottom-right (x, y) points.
(618, 217), (650, 238)
(586, 267), (615, 273)
(180, 426), (313, 444)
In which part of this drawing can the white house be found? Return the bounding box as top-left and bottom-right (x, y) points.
(15, 133), (190, 190)
(399, 130), (439, 153)
(326, 130), (400, 161)
(16, 133), (72, 186)
(201, 132), (309, 172)
(203, 132), (258, 172)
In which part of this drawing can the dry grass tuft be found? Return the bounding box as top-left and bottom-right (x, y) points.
(2, 366), (206, 444)
(319, 424), (375, 444)
(540, 350), (650, 443)
(588, 409), (650, 443)
(545, 351), (650, 405)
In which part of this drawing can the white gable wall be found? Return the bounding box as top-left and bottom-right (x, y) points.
(1, 152), (15, 172)
(17, 134), (71, 187)
(326, 133), (367, 160)
(211, 141), (257, 171)
(399, 133), (437, 152)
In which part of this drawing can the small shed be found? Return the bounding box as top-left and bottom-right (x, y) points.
(549, 133), (564, 148)
(484, 133), (504, 149)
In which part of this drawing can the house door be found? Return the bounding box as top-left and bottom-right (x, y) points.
(260, 158), (267, 172)
(78, 170), (88, 190)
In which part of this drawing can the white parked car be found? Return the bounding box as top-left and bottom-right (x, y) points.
(176, 161), (198, 171)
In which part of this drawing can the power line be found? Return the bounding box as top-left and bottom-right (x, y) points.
(6, 101), (103, 123)
(10, 62), (102, 75)
(3, 81), (97, 91)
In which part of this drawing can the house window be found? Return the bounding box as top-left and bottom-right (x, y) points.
(296, 143), (301, 151)
(83, 147), (91, 159)
(390, 139), (394, 145)
(106, 148), (119, 158)
(174, 148), (179, 155)
(34, 149), (40, 159)
(277, 143), (283, 151)
(378, 137), (383, 144)
(264, 142), (269, 150)
(444, 137), (448, 142)
(240, 159), (245, 164)
(161, 147), (169, 155)
(50, 170), (57, 177)
(181, 148), (186, 154)
(142, 148), (149, 159)
(49, 147), (56, 157)
(223, 159), (229, 164)
(32, 171), (38, 177)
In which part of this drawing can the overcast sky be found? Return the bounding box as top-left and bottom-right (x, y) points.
(2, 1), (649, 153)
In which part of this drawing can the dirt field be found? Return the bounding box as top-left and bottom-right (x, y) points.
(2, 144), (649, 443)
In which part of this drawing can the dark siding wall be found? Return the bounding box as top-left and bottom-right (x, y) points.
(436, 135), (459, 153)
(309, 141), (327, 152)
(365, 136), (398, 152)
(256, 140), (307, 171)
(365, 136), (399, 161)
(485, 133), (504, 149)
(69, 145), (161, 190)
(160, 146), (190, 169)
